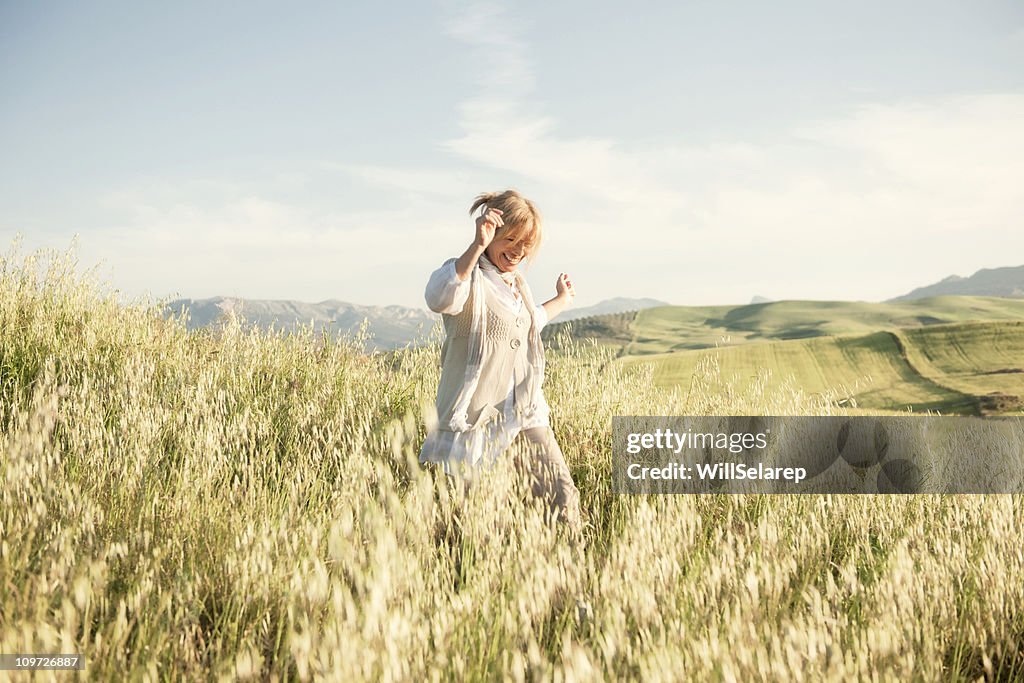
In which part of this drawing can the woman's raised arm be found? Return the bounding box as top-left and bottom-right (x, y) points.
(425, 259), (471, 315)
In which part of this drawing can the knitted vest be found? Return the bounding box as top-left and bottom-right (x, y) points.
(434, 273), (542, 432)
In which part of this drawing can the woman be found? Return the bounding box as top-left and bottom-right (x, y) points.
(419, 189), (582, 537)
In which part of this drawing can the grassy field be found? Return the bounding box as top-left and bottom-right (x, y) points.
(3, 245), (1024, 680)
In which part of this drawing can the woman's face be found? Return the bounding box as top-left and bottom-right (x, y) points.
(486, 234), (532, 272)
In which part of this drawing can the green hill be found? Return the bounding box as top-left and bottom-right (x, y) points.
(896, 321), (1024, 413)
(546, 296), (1024, 356)
(618, 321), (1024, 415)
(545, 296), (1024, 415)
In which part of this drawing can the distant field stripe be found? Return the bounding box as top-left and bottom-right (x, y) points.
(899, 321), (1024, 403)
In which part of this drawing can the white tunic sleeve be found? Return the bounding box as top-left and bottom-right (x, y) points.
(424, 258), (471, 315)
(533, 303), (548, 331)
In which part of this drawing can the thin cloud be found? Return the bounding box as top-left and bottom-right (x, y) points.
(317, 161), (471, 200)
(440, 1), (695, 239)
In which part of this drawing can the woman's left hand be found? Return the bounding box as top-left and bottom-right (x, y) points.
(556, 273), (575, 302)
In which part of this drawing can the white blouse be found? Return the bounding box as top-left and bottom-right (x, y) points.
(422, 259), (552, 471)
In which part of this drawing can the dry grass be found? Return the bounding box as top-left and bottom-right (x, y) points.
(2, 241), (1023, 681)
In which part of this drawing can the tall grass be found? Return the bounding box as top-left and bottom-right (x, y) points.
(2, 241), (1022, 681)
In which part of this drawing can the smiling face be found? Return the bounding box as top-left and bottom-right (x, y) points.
(485, 228), (536, 272)
(472, 190), (543, 272)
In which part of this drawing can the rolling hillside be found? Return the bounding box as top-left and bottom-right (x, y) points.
(550, 297), (1024, 415)
(628, 296), (1024, 355)
(546, 296), (1024, 355)
(618, 321), (1024, 415)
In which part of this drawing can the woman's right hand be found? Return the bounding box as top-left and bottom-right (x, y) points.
(474, 207), (504, 248)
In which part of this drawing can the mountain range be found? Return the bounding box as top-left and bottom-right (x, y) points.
(163, 297), (439, 351)
(162, 296), (668, 351)
(162, 264), (1023, 350)
(558, 297), (669, 321)
(889, 265), (1024, 301)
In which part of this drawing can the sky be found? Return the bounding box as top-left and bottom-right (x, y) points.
(2, 1), (1023, 309)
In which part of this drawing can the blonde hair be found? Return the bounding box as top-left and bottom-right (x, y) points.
(469, 189), (544, 260)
